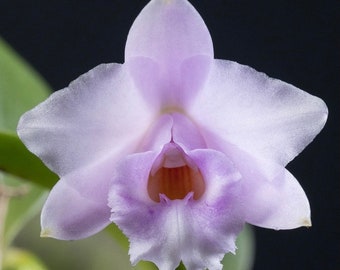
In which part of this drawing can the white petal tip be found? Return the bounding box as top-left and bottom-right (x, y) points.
(302, 218), (312, 227)
(40, 229), (53, 238)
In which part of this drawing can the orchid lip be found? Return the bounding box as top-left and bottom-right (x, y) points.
(147, 143), (205, 202)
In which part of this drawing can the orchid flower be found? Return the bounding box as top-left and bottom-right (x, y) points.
(17, 0), (328, 269)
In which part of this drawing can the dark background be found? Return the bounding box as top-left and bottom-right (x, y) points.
(1, 1), (339, 269)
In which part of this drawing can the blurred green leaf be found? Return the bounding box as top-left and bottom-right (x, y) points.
(1, 173), (48, 247)
(222, 225), (255, 270)
(106, 224), (157, 270)
(0, 37), (57, 188)
(105, 223), (129, 250)
(0, 132), (57, 189)
(175, 262), (186, 270)
(0, 37), (51, 131)
(14, 217), (136, 270)
(3, 247), (48, 270)
(0, 36), (57, 187)
(0, 37), (55, 253)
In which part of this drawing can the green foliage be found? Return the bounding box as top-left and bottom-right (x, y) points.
(1, 172), (47, 248)
(0, 37), (51, 132)
(222, 225), (255, 270)
(0, 37), (54, 257)
(0, 36), (58, 188)
(0, 132), (57, 189)
(3, 248), (48, 270)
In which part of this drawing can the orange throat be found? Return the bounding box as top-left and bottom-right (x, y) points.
(148, 165), (205, 202)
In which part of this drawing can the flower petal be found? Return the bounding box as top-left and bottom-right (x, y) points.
(109, 149), (244, 270)
(41, 179), (110, 240)
(171, 112), (206, 150)
(40, 156), (117, 240)
(202, 135), (311, 229)
(17, 64), (153, 176)
(138, 112), (206, 152)
(242, 167), (311, 229)
(41, 153), (121, 240)
(125, 0), (213, 68)
(138, 114), (173, 152)
(189, 60), (328, 166)
(125, 0), (213, 107)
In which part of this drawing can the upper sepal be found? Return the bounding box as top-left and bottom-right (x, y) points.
(125, 0), (214, 108)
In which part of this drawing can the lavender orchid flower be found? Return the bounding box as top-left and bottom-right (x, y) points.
(17, 0), (327, 269)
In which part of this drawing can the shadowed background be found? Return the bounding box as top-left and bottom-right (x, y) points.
(0, 0), (339, 269)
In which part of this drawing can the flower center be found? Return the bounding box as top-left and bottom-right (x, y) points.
(148, 165), (205, 202)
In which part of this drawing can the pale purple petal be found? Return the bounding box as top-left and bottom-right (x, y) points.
(41, 180), (110, 240)
(241, 168), (311, 229)
(17, 64), (154, 176)
(171, 112), (206, 150)
(138, 114), (173, 152)
(125, 0), (213, 69)
(109, 148), (244, 270)
(201, 135), (311, 229)
(41, 153), (119, 240)
(189, 60), (328, 166)
(125, 0), (213, 107)
(190, 149), (242, 206)
(230, 145), (311, 229)
(139, 112), (206, 152)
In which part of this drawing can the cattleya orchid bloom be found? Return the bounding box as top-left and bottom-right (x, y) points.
(17, 0), (327, 269)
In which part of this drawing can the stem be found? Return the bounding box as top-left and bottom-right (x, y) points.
(0, 194), (9, 270)
(0, 183), (30, 270)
